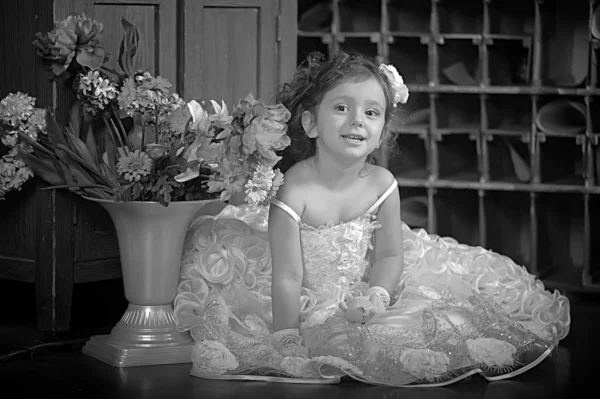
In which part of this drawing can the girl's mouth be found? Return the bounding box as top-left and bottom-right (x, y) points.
(342, 134), (365, 143)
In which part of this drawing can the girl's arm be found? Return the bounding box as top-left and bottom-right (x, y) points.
(369, 174), (404, 298)
(269, 188), (305, 332)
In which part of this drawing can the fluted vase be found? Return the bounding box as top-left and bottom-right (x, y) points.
(81, 198), (218, 367)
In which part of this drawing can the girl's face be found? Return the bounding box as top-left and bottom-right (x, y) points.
(303, 77), (386, 165)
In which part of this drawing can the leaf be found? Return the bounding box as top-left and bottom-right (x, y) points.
(55, 143), (115, 188)
(44, 110), (68, 147)
(17, 151), (66, 186)
(69, 101), (84, 139)
(118, 18), (139, 76)
(63, 126), (101, 172)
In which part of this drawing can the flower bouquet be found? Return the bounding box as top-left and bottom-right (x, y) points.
(16, 13), (292, 367)
(20, 14), (291, 206)
(0, 92), (47, 199)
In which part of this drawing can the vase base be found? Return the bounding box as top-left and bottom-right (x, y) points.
(82, 335), (193, 367)
(81, 303), (194, 367)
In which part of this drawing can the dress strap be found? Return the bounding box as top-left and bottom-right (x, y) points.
(270, 198), (302, 224)
(365, 180), (398, 214)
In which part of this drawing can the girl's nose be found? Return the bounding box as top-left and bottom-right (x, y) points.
(351, 112), (364, 128)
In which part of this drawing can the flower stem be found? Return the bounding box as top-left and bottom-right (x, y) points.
(110, 104), (128, 143)
(102, 115), (124, 149)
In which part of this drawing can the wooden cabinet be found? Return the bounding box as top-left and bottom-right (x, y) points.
(296, 0), (600, 292)
(0, 0), (297, 332)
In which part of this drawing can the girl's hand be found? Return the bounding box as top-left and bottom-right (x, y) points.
(272, 328), (309, 358)
(339, 296), (383, 324)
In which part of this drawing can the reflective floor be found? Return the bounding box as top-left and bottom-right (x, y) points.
(0, 279), (597, 398)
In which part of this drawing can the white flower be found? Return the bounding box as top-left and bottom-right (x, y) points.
(280, 357), (321, 379)
(379, 64), (409, 105)
(466, 338), (517, 368)
(191, 340), (238, 375)
(400, 348), (450, 380)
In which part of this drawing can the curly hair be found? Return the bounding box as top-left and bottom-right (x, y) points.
(275, 51), (399, 173)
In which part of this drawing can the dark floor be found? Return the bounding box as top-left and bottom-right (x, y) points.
(0, 279), (598, 399)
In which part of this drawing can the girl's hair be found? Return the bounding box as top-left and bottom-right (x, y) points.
(275, 51), (400, 173)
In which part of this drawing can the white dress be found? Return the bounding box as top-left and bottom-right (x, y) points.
(174, 180), (570, 386)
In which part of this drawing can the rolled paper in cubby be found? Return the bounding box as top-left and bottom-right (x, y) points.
(596, 148), (600, 185)
(502, 138), (531, 183)
(593, 6), (600, 39)
(406, 108), (430, 126)
(542, 4), (588, 87)
(298, 1), (332, 32)
(442, 62), (477, 86)
(401, 196), (428, 228)
(535, 100), (585, 136)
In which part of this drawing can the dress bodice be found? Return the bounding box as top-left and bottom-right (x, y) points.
(270, 180), (398, 307)
(299, 215), (379, 303)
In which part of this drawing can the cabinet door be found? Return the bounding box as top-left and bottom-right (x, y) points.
(182, 0), (297, 105)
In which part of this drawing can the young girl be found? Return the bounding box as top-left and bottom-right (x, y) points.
(174, 52), (570, 386)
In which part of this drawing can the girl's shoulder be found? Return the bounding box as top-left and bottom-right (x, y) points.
(272, 160), (312, 216)
(362, 164), (397, 196)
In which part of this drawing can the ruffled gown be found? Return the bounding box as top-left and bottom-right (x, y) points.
(174, 185), (570, 386)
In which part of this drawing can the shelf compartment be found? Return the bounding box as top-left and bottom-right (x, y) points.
(485, 94), (531, 133)
(337, 36), (379, 60)
(486, 134), (532, 184)
(389, 133), (430, 181)
(438, 38), (480, 85)
(586, 193), (600, 287)
(387, 36), (430, 85)
(484, 191), (531, 268)
(535, 96), (586, 137)
(399, 187), (429, 229)
(298, 0), (332, 33)
(297, 36), (331, 65)
(338, 0), (381, 33)
(536, 192), (585, 283)
(487, 0), (535, 36)
(591, 135), (600, 186)
(435, 93), (480, 131)
(588, 96), (600, 134)
(436, 133), (480, 181)
(436, 0), (483, 34)
(433, 188), (481, 247)
(539, 0), (589, 87)
(392, 92), (429, 134)
(386, 0), (431, 34)
(487, 38), (532, 86)
(536, 134), (586, 186)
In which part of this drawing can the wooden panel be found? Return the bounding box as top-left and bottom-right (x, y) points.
(0, 256), (36, 283)
(93, 0), (178, 90)
(74, 259), (122, 283)
(204, 7), (259, 105)
(278, 0), (299, 86)
(0, 179), (39, 259)
(184, 0), (279, 105)
(73, 196), (120, 261)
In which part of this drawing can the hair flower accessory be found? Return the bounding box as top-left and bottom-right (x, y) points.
(379, 64), (409, 106)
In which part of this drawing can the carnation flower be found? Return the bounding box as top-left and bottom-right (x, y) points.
(116, 149), (153, 182)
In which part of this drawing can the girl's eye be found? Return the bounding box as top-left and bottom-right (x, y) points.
(335, 105), (348, 112)
(366, 110), (380, 117)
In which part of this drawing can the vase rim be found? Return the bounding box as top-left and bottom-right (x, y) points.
(81, 196), (220, 205)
